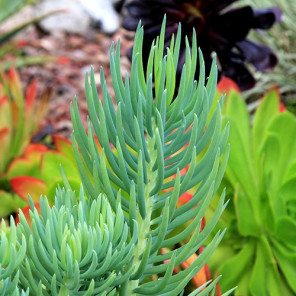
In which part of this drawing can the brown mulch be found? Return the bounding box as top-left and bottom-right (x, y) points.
(13, 26), (133, 139)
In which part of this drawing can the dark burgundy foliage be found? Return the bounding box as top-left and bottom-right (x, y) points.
(122, 0), (281, 90)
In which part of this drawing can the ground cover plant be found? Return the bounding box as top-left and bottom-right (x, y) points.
(0, 19), (232, 295)
(207, 87), (296, 295)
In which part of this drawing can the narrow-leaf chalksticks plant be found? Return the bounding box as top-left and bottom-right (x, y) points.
(0, 18), (231, 295)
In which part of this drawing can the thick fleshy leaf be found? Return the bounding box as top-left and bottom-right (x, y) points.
(236, 40), (278, 72)
(235, 185), (260, 235)
(267, 113), (296, 182)
(273, 241), (296, 293)
(217, 77), (241, 94)
(7, 68), (23, 103)
(23, 143), (49, 159)
(279, 178), (296, 204)
(266, 268), (285, 296)
(234, 268), (252, 296)
(22, 78), (37, 138)
(46, 178), (81, 204)
(0, 190), (18, 217)
(219, 240), (255, 292)
(10, 176), (47, 202)
(249, 241), (268, 296)
(275, 217), (296, 246)
(0, 126), (9, 138)
(260, 134), (281, 197)
(0, 126), (10, 171)
(53, 135), (76, 163)
(0, 96), (12, 166)
(249, 237), (282, 296)
(6, 145), (44, 178)
(0, 95), (11, 128)
(253, 87), (280, 161)
(40, 152), (80, 185)
(225, 120), (257, 198)
(223, 91), (250, 147)
(25, 79), (37, 115)
(6, 157), (41, 179)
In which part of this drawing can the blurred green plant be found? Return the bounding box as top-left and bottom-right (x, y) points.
(241, 0), (296, 108)
(0, 68), (49, 173)
(208, 87), (296, 295)
(0, 68), (49, 217)
(0, 20), (232, 295)
(0, 136), (81, 218)
(8, 136), (80, 202)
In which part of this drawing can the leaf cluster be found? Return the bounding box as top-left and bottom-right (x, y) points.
(0, 68), (50, 217)
(209, 88), (296, 295)
(0, 19), (229, 295)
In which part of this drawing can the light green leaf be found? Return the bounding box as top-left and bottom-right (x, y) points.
(235, 184), (260, 236)
(219, 240), (255, 292)
(253, 88), (280, 160)
(275, 216), (296, 246)
(267, 113), (296, 185)
(249, 239), (270, 296)
(223, 91), (251, 149)
(273, 240), (296, 293)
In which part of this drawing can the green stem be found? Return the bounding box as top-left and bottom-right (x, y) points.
(125, 133), (158, 295)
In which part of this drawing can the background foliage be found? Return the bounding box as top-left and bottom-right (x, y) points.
(208, 87), (296, 295)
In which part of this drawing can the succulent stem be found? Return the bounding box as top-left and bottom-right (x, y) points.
(126, 133), (157, 295)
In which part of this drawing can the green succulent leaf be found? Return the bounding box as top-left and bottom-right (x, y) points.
(212, 88), (296, 295)
(0, 18), (228, 295)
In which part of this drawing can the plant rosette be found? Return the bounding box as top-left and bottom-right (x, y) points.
(207, 86), (296, 295)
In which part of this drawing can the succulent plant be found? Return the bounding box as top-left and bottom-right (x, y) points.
(0, 68), (49, 174)
(0, 19), (231, 295)
(208, 86), (296, 295)
(0, 135), (82, 218)
(7, 136), (81, 203)
(0, 68), (50, 217)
